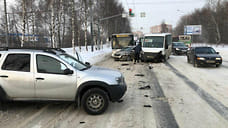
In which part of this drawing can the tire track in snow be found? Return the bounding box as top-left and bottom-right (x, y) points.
(166, 62), (228, 121)
(145, 65), (179, 128)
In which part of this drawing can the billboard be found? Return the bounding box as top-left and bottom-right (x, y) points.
(184, 25), (202, 35)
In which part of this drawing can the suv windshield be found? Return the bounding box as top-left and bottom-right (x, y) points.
(195, 47), (216, 54)
(143, 36), (164, 48)
(58, 54), (89, 71)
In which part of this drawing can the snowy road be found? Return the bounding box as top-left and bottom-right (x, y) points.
(0, 54), (228, 128)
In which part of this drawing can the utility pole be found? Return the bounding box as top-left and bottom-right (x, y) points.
(4, 0), (9, 47)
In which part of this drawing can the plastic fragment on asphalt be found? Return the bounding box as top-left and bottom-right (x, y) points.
(135, 74), (144, 76)
(143, 105), (152, 107)
(139, 85), (151, 90)
(144, 95), (149, 97)
(121, 63), (129, 66)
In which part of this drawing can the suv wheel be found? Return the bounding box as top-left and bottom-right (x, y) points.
(82, 88), (109, 115)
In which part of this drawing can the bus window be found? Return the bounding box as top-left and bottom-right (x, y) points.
(111, 34), (134, 49)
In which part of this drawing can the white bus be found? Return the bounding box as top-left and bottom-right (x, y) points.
(141, 33), (172, 62)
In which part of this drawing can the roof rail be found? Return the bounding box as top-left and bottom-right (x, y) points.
(0, 47), (8, 51)
(0, 47), (66, 54)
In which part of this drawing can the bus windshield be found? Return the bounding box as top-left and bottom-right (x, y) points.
(111, 34), (133, 49)
(143, 36), (164, 48)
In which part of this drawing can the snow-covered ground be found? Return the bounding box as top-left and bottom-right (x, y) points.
(63, 44), (112, 65)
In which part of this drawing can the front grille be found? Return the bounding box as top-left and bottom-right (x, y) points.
(179, 48), (188, 50)
(205, 57), (215, 60)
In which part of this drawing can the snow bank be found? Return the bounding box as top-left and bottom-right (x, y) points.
(63, 44), (112, 65)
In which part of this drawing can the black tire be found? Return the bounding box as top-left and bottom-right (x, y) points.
(216, 64), (220, 67)
(81, 88), (109, 115)
(0, 88), (7, 111)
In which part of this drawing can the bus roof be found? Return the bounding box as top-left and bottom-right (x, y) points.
(144, 33), (171, 37)
(112, 33), (133, 36)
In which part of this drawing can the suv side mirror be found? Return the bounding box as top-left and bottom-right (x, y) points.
(64, 68), (73, 75)
(85, 62), (91, 66)
(216, 52), (219, 54)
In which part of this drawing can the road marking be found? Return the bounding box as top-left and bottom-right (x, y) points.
(145, 67), (179, 128)
(166, 62), (228, 121)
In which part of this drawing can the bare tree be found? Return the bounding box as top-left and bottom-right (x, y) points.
(82, 0), (88, 51)
(21, 0), (26, 47)
(4, 0), (9, 47)
(71, 0), (76, 53)
(207, 0), (221, 45)
(161, 20), (168, 33)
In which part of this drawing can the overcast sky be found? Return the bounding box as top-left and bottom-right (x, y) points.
(1, 0), (206, 34)
(118, 0), (206, 33)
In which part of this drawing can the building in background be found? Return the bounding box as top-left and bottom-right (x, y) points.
(133, 31), (144, 40)
(150, 24), (172, 34)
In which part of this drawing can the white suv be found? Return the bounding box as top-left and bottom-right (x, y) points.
(0, 48), (127, 115)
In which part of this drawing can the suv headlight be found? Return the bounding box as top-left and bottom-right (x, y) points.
(176, 48), (180, 50)
(115, 76), (124, 85)
(197, 57), (205, 60)
(115, 77), (122, 84)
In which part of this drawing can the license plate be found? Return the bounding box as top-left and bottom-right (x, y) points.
(207, 60), (215, 63)
(147, 56), (154, 58)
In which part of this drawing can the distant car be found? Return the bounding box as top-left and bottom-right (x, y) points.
(112, 46), (135, 61)
(172, 42), (188, 55)
(187, 46), (222, 67)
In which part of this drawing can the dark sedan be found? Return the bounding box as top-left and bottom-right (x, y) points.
(187, 46), (222, 67)
(172, 42), (188, 55)
(112, 46), (135, 61)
